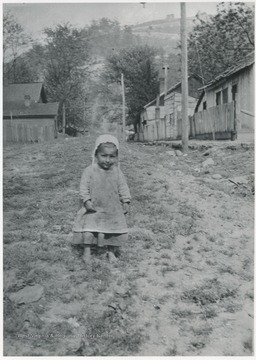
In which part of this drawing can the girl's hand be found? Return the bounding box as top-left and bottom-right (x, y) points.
(123, 202), (130, 214)
(84, 200), (97, 213)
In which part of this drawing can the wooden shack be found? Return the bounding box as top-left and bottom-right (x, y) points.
(3, 82), (59, 144)
(139, 74), (203, 141)
(195, 52), (254, 138)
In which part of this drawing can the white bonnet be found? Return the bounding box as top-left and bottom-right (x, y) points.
(92, 134), (119, 162)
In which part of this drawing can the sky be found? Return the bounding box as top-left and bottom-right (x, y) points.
(3, 1), (255, 40)
(4, 2), (222, 38)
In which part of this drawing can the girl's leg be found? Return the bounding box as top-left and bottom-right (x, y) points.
(82, 245), (91, 262)
(107, 245), (117, 262)
(82, 232), (94, 262)
(97, 233), (105, 247)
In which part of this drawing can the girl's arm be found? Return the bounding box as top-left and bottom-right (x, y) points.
(80, 166), (92, 204)
(118, 169), (131, 204)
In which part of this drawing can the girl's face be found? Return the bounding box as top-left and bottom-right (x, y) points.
(96, 143), (117, 170)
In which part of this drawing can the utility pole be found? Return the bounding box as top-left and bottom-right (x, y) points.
(180, 2), (189, 153)
(83, 97), (86, 135)
(62, 101), (66, 134)
(121, 73), (126, 142)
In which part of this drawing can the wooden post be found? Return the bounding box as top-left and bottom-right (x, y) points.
(180, 2), (189, 153)
(163, 65), (169, 96)
(206, 90), (215, 140)
(121, 73), (126, 142)
(62, 101), (66, 134)
(83, 97), (86, 135)
(233, 100), (237, 140)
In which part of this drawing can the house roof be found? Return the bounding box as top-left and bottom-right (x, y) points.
(3, 82), (58, 118)
(199, 51), (255, 90)
(3, 102), (59, 118)
(3, 82), (46, 104)
(144, 74), (203, 108)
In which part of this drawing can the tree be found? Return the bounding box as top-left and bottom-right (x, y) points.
(3, 11), (32, 82)
(86, 18), (139, 58)
(43, 23), (91, 130)
(103, 45), (159, 131)
(188, 2), (254, 83)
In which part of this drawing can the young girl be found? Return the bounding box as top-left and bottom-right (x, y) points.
(72, 134), (131, 262)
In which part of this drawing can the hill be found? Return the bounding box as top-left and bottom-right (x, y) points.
(131, 14), (196, 53)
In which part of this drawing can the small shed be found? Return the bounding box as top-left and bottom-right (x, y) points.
(195, 52), (254, 136)
(3, 82), (59, 144)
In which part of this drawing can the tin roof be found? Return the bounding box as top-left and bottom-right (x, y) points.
(199, 51), (255, 90)
(144, 74), (203, 108)
(3, 82), (58, 118)
(3, 82), (46, 104)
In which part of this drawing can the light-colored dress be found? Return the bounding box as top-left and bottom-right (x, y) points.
(72, 163), (131, 245)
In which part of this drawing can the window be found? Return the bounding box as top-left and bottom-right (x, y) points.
(203, 101), (207, 110)
(216, 91), (221, 105)
(222, 88), (228, 104)
(232, 84), (237, 101)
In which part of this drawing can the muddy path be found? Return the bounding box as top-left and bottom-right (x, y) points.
(3, 135), (254, 356)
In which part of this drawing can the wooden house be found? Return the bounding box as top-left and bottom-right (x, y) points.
(194, 52), (254, 139)
(3, 82), (59, 144)
(138, 74), (203, 141)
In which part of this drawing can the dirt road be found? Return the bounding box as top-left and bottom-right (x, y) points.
(3, 135), (254, 356)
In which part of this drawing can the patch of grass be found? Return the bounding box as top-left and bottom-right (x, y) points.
(184, 245), (193, 251)
(181, 279), (238, 306)
(243, 338), (253, 353)
(205, 259), (217, 266)
(156, 234), (176, 250)
(158, 293), (172, 305)
(77, 307), (145, 355)
(164, 344), (177, 356)
(245, 290), (254, 300)
(141, 294), (150, 301)
(143, 243), (151, 249)
(201, 307), (218, 319)
(218, 264), (236, 275)
(198, 245), (212, 253)
(165, 281), (175, 288)
(170, 308), (194, 319)
(224, 302), (241, 313)
(161, 260), (170, 266)
(161, 265), (179, 276)
(161, 253), (171, 259)
(150, 221), (170, 234)
(208, 235), (216, 242)
(190, 341), (205, 350)
(192, 325), (213, 336)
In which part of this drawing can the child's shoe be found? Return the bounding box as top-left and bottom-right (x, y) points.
(82, 245), (91, 263)
(107, 250), (117, 263)
(98, 233), (104, 247)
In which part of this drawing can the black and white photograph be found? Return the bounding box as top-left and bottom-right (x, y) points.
(3, 1), (254, 356)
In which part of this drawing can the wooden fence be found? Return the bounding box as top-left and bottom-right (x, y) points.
(191, 102), (235, 140)
(139, 102), (235, 142)
(3, 118), (57, 144)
